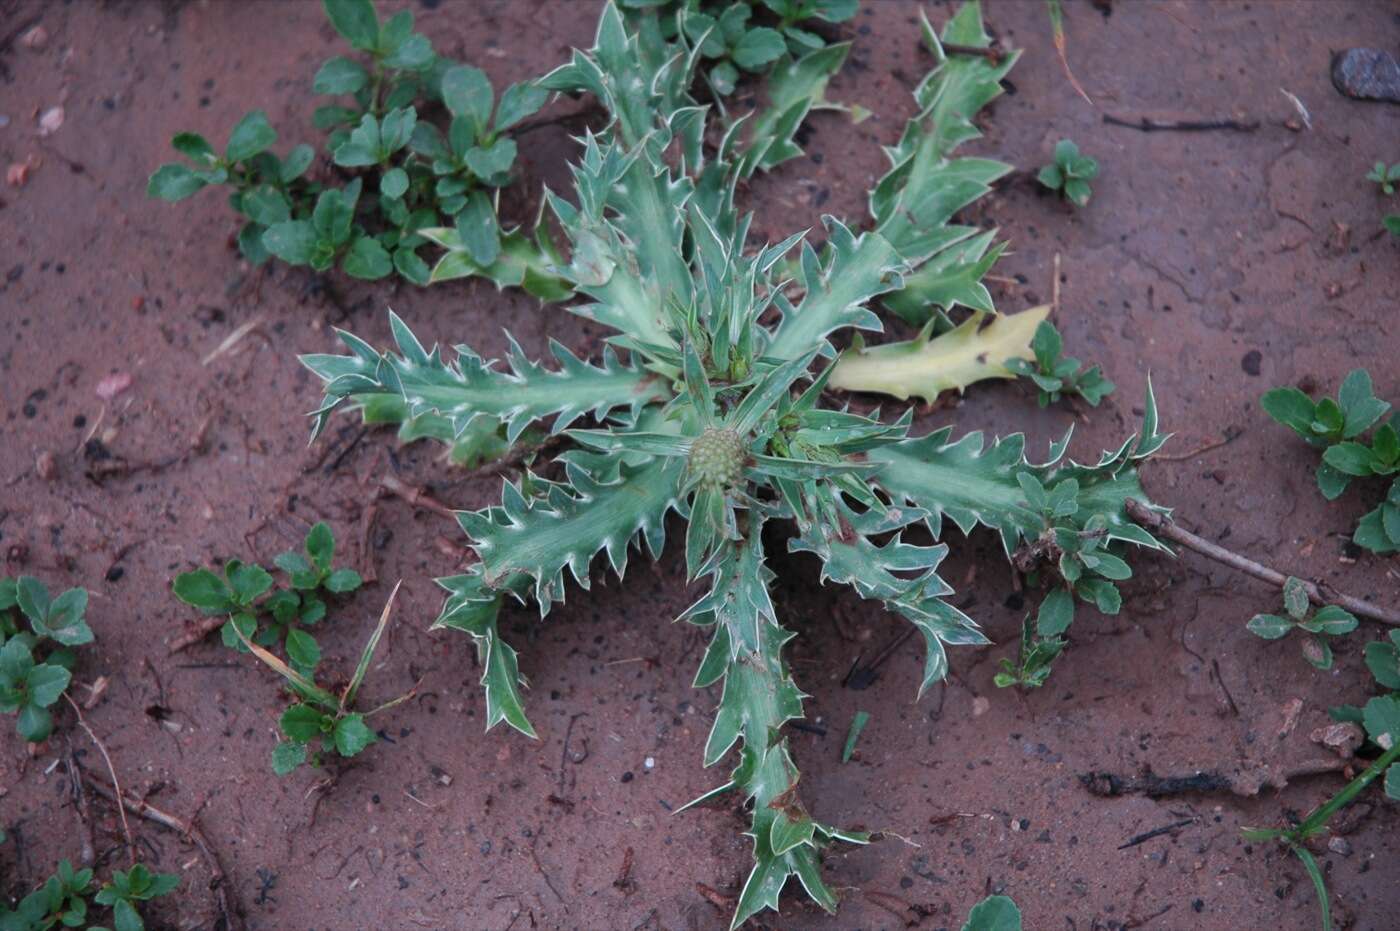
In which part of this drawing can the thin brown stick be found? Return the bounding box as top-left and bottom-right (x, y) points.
(378, 475), (458, 521)
(62, 693), (135, 866)
(1152, 433), (1237, 462)
(1124, 499), (1400, 626)
(941, 41), (1004, 63)
(168, 615), (229, 655)
(84, 775), (242, 931)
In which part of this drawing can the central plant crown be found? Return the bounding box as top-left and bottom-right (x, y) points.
(302, 3), (1169, 926)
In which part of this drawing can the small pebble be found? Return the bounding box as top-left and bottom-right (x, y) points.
(643, 756), (654, 770)
(1332, 48), (1400, 103)
(38, 106), (64, 137)
(35, 451), (56, 480)
(20, 25), (48, 50)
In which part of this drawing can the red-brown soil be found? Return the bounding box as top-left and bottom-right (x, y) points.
(2, 1), (1398, 929)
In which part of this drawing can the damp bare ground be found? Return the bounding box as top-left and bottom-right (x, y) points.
(1, 1), (1397, 929)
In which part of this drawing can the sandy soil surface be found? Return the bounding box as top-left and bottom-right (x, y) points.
(2, 1), (1397, 928)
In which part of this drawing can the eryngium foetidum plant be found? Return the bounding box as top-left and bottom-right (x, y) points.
(303, 3), (1170, 925)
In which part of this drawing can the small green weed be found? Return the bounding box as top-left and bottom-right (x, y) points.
(1037, 138), (1097, 207)
(1366, 160), (1400, 196)
(148, 0), (560, 293)
(92, 865), (180, 931)
(0, 576), (93, 743)
(172, 522), (361, 672)
(994, 613), (1066, 689)
(1244, 693), (1399, 930)
(1365, 161), (1400, 235)
(1245, 576), (1357, 670)
(1005, 320), (1114, 407)
(250, 586), (410, 775)
(0, 860), (177, 931)
(170, 523), (400, 773)
(1262, 369), (1400, 553)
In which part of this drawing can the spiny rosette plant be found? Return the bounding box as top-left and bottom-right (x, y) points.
(302, 3), (1169, 925)
(0, 576), (93, 743)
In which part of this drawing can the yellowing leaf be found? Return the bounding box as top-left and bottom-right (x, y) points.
(829, 306), (1049, 402)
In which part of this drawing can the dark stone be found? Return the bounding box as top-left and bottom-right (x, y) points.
(1332, 48), (1400, 103)
(1241, 349), (1262, 376)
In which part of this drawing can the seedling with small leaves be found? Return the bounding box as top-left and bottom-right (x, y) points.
(1005, 320), (1114, 407)
(1367, 160), (1400, 196)
(1246, 576), (1357, 670)
(172, 522), (360, 671)
(0, 859), (93, 931)
(149, 0), (559, 292)
(91, 865), (180, 931)
(1037, 138), (1098, 207)
(0, 577), (93, 743)
(994, 614), (1066, 689)
(302, 5), (1171, 925)
(0, 860), (177, 931)
(1262, 369), (1400, 552)
(245, 586), (411, 775)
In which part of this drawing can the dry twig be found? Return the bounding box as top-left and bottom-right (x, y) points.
(1125, 499), (1400, 626)
(84, 776), (242, 931)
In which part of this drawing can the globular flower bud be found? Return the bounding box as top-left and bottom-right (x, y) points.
(689, 427), (745, 489)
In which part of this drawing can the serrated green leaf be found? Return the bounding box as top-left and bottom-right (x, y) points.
(303, 311), (665, 446)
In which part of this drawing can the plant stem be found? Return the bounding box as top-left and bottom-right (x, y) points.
(1291, 741), (1400, 841)
(1124, 498), (1400, 627)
